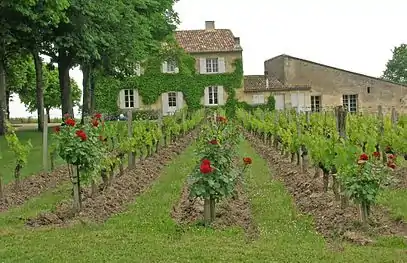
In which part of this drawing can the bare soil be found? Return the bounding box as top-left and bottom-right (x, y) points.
(25, 131), (198, 227)
(392, 167), (407, 189)
(171, 180), (259, 241)
(0, 166), (69, 213)
(245, 132), (407, 245)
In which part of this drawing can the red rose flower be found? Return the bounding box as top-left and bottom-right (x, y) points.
(92, 119), (99, 127)
(202, 159), (211, 166)
(243, 157), (252, 165)
(358, 153), (369, 161)
(209, 139), (218, 145)
(75, 130), (87, 141)
(372, 151), (380, 158)
(94, 113), (102, 120)
(216, 116), (227, 123)
(53, 126), (61, 133)
(387, 154), (395, 160)
(200, 163), (213, 174)
(387, 161), (396, 169)
(65, 118), (76, 127)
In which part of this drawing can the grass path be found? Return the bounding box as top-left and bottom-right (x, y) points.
(0, 141), (405, 262)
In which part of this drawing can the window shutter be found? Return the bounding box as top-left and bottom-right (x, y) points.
(218, 86), (224, 105)
(161, 93), (169, 115)
(218, 57), (226, 73)
(135, 62), (141, 76)
(290, 93), (299, 107)
(162, 61), (168, 73)
(298, 93), (305, 112)
(252, 95), (257, 104)
(119, 90), (125, 109)
(177, 92), (183, 109)
(274, 94), (285, 110)
(204, 87), (209, 105)
(199, 58), (206, 74)
(134, 89), (140, 108)
(259, 94), (265, 104)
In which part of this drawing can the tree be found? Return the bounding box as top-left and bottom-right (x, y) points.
(0, 0), (69, 135)
(382, 44), (407, 84)
(85, 0), (179, 118)
(19, 66), (81, 122)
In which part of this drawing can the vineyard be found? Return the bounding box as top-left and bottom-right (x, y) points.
(0, 107), (406, 262)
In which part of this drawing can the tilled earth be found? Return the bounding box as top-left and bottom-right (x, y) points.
(25, 130), (198, 227)
(0, 166), (69, 213)
(171, 180), (259, 241)
(245, 132), (407, 245)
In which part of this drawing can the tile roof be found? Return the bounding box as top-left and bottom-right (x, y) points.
(175, 29), (242, 53)
(244, 75), (285, 92)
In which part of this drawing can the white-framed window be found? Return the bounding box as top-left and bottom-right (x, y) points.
(252, 94), (265, 104)
(208, 86), (218, 105)
(124, 89), (135, 108)
(311, 95), (321, 112)
(342, 94), (358, 113)
(206, 58), (219, 73)
(168, 92), (177, 107)
(166, 60), (176, 73)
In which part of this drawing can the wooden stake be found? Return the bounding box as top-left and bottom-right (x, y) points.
(42, 113), (48, 172)
(127, 110), (134, 168)
(335, 106), (348, 208)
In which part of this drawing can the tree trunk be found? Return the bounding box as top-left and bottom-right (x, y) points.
(90, 71), (96, 114)
(46, 108), (51, 123)
(5, 89), (10, 120)
(81, 64), (91, 123)
(33, 51), (44, 132)
(58, 53), (73, 118)
(0, 58), (7, 136)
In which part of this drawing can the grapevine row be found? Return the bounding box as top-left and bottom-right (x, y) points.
(237, 107), (406, 224)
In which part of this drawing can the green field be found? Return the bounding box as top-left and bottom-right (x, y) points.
(0, 141), (406, 263)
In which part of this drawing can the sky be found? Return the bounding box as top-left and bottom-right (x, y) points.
(9, 0), (407, 118)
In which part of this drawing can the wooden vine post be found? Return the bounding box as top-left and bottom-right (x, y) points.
(204, 198), (211, 226)
(127, 110), (135, 168)
(335, 106), (348, 208)
(262, 111), (267, 144)
(71, 165), (81, 213)
(295, 111), (304, 172)
(273, 111), (279, 148)
(157, 111), (163, 152)
(377, 106), (386, 164)
(391, 107), (398, 128)
(42, 113), (48, 173)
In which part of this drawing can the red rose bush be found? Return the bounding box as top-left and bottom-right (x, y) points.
(188, 113), (252, 225)
(52, 113), (105, 212)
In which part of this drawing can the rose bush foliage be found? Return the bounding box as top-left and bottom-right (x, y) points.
(188, 115), (250, 201)
(53, 114), (105, 178)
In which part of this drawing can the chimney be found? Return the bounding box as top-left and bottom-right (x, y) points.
(205, 21), (215, 30)
(234, 37), (240, 45)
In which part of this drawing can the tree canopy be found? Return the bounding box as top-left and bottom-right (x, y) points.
(382, 44), (407, 84)
(18, 65), (81, 114)
(0, 0), (179, 135)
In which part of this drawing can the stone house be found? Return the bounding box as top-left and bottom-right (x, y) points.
(264, 54), (407, 113)
(117, 20), (243, 116)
